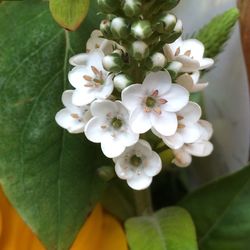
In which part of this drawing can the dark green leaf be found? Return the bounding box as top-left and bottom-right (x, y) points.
(126, 207), (198, 250)
(49, 0), (90, 31)
(0, 1), (106, 250)
(180, 165), (250, 250)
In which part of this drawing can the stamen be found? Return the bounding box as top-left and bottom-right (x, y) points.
(154, 107), (162, 115)
(91, 66), (100, 76)
(175, 47), (181, 56)
(71, 113), (80, 119)
(101, 125), (107, 129)
(177, 115), (184, 120)
(144, 107), (151, 113)
(184, 50), (191, 56)
(159, 98), (168, 104)
(152, 90), (159, 97)
(178, 124), (185, 129)
(83, 75), (93, 81)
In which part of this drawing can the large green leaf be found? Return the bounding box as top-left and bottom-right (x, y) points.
(125, 207), (198, 250)
(180, 165), (250, 250)
(0, 1), (107, 250)
(50, 0), (90, 31)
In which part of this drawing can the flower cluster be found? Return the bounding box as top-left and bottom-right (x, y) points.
(55, 0), (214, 190)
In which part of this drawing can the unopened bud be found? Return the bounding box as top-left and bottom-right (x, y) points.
(97, 166), (115, 182)
(122, 0), (142, 17)
(102, 52), (124, 73)
(131, 20), (153, 40)
(154, 12), (177, 33)
(146, 52), (167, 71)
(167, 61), (183, 79)
(159, 0), (180, 11)
(111, 17), (130, 39)
(97, 0), (120, 13)
(161, 19), (183, 43)
(100, 19), (112, 37)
(114, 73), (133, 91)
(130, 41), (149, 61)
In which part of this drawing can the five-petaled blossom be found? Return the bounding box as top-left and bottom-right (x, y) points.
(68, 49), (114, 106)
(176, 71), (209, 93)
(122, 71), (189, 136)
(172, 120), (214, 167)
(153, 102), (202, 149)
(85, 100), (139, 158)
(163, 37), (214, 72)
(55, 90), (91, 133)
(113, 140), (162, 190)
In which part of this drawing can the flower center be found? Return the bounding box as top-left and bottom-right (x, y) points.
(111, 117), (123, 129)
(146, 96), (156, 108)
(130, 155), (142, 167)
(83, 66), (105, 87)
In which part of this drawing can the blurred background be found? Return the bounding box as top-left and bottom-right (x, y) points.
(174, 0), (250, 186)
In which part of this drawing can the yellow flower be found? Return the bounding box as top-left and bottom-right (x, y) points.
(0, 188), (128, 250)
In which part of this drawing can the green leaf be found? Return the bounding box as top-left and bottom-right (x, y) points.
(180, 165), (250, 250)
(50, 0), (90, 31)
(196, 8), (239, 59)
(0, 1), (106, 250)
(125, 207), (198, 250)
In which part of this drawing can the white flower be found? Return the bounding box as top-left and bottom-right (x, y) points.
(176, 71), (208, 93)
(68, 49), (114, 106)
(163, 37), (214, 72)
(153, 102), (202, 149)
(122, 71), (189, 136)
(172, 120), (214, 167)
(85, 100), (139, 158)
(55, 90), (91, 133)
(114, 139), (162, 190)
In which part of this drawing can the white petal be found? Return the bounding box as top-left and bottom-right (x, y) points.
(181, 39), (204, 60)
(178, 102), (201, 123)
(127, 174), (152, 190)
(163, 44), (175, 61)
(69, 53), (89, 66)
(191, 82), (209, 93)
(181, 123), (201, 144)
(90, 100), (117, 117)
(61, 90), (75, 109)
(122, 84), (144, 112)
(200, 58), (214, 70)
(117, 129), (139, 147)
(84, 117), (107, 143)
(151, 111), (178, 136)
(198, 120), (213, 140)
(143, 71), (171, 94)
(162, 133), (184, 149)
(191, 71), (200, 84)
(137, 139), (152, 151)
(176, 55), (200, 72)
(115, 158), (134, 180)
(162, 84), (189, 112)
(86, 49), (106, 70)
(72, 87), (96, 106)
(185, 141), (213, 157)
(176, 73), (194, 92)
(55, 109), (85, 134)
(143, 152), (162, 177)
(101, 137), (126, 158)
(172, 149), (192, 167)
(68, 66), (91, 89)
(96, 74), (114, 99)
(129, 107), (152, 134)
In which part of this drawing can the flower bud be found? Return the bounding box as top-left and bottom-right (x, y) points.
(167, 61), (183, 79)
(130, 41), (149, 61)
(114, 73), (133, 91)
(100, 19), (112, 37)
(122, 0), (142, 17)
(154, 12), (177, 34)
(161, 19), (183, 43)
(146, 52), (167, 71)
(97, 0), (120, 13)
(97, 166), (115, 182)
(131, 20), (153, 40)
(159, 0), (180, 11)
(110, 17), (130, 39)
(102, 51), (124, 73)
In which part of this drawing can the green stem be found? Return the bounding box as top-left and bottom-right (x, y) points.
(134, 188), (153, 216)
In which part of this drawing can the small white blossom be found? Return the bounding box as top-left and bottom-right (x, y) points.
(163, 37), (214, 72)
(68, 49), (114, 106)
(153, 102), (202, 149)
(172, 120), (214, 167)
(85, 100), (139, 158)
(122, 71), (189, 136)
(55, 90), (91, 133)
(114, 139), (162, 190)
(176, 71), (208, 93)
